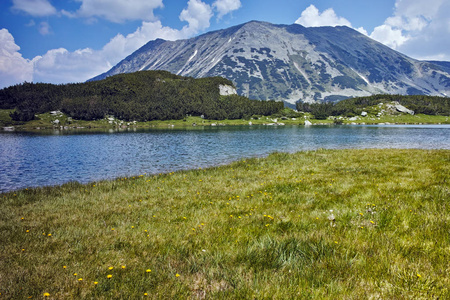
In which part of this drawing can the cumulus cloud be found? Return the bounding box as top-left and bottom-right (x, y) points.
(295, 5), (352, 27)
(295, 2), (450, 61)
(369, 0), (450, 60)
(33, 48), (108, 84)
(179, 0), (213, 35)
(213, 0), (241, 19)
(370, 24), (409, 49)
(12, 0), (57, 17)
(64, 0), (164, 23)
(0, 29), (33, 88)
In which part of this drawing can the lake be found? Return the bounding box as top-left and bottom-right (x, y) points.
(1, 124), (449, 193)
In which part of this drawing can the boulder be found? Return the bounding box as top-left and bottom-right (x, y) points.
(361, 111), (368, 117)
(394, 104), (414, 115)
(304, 120), (312, 126)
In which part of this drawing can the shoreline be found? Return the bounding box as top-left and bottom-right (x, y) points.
(1, 146), (449, 195)
(3, 118), (450, 133)
(1, 109), (449, 132)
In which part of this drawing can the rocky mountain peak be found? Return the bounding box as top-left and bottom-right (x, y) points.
(91, 21), (450, 104)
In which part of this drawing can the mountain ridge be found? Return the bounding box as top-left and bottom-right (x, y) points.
(91, 21), (450, 104)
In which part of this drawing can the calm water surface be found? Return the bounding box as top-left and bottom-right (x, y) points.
(1, 124), (449, 192)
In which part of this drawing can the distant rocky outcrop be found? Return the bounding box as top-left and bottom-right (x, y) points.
(219, 84), (237, 96)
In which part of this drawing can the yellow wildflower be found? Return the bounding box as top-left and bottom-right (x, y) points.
(107, 274), (112, 279)
(43, 292), (50, 297)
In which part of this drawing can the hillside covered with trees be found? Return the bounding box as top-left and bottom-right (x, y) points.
(0, 71), (283, 122)
(297, 94), (450, 119)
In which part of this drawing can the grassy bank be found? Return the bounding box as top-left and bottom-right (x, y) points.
(1, 109), (449, 131)
(1, 149), (449, 299)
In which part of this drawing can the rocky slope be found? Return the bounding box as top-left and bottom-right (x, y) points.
(91, 21), (450, 104)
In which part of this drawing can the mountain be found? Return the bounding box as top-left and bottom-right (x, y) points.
(91, 21), (450, 104)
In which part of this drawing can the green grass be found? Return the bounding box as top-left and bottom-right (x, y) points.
(343, 113), (450, 125)
(1, 109), (448, 132)
(1, 149), (449, 299)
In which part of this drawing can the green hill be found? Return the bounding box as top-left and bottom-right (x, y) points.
(297, 94), (450, 120)
(0, 71), (283, 122)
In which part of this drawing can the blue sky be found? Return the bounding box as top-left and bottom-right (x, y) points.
(1, 0), (449, 88)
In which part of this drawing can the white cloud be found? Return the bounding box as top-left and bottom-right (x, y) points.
(12, 0), (57, 17)
(370, 24), (409, 49)
(295, 5), (352, 27)
(213, 0), (241, 19)
(0, 29), (33, 88)
(369, 0), (450, 60)
(32, 48), (108, 84)
(295, 2), (450, 61)
(67, 0), (164, 23)
(179, 0), (213, 35)
(101, 21), (185, 64)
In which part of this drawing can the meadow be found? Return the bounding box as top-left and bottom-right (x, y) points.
(0, 149), (449, 299)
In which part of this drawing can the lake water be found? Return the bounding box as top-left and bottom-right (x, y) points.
(1, 124), (449, 193)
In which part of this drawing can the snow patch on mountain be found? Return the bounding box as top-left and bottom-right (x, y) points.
(188, 49), (198, 63)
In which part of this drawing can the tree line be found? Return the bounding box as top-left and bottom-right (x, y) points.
(0, 70), (283, 122)
(296, 94), (450, 119)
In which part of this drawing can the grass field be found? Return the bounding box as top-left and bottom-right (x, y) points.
(0, 149), (449, 299)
